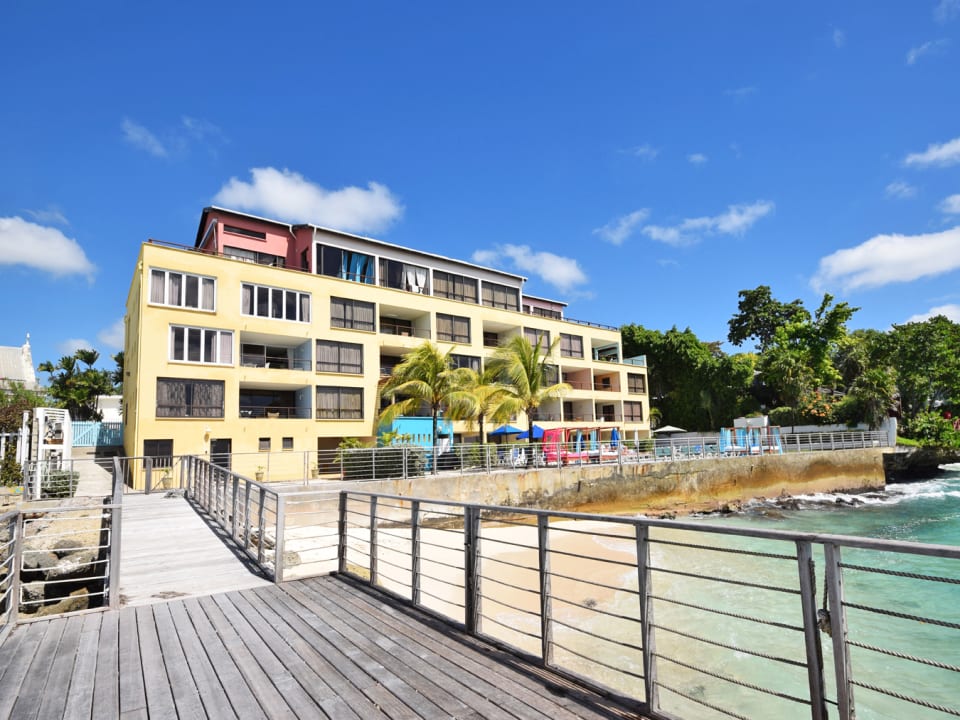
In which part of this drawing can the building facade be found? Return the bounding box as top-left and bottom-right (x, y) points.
(122, 207), (650, 471)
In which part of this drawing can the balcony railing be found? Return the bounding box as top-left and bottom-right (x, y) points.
(379, 322), (431, 339)
(238, 406), (312, 419)
(240, 357), (312, 371)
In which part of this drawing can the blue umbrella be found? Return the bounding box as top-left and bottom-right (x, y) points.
(516, 425), (544, 440)
(489, 424), (523, 436)
(610, 427), (620, 448)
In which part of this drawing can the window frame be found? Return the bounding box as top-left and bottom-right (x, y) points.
(316, 340), (364, 375)
(436, 313), (471, 343)
(315, 386), (364, 420)
(624, 401), (644, 422)
(149, 268), (216, 312)
(156, 378), (225, 418)
(330, 297), (376, 332)
(169, 325), (233, 366)
(559, 333), (584, 359)
(628, 373), (647, 394)
(241, 282), (311, 323)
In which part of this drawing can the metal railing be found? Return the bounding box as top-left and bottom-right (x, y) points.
(184, 456), (287, 581)
(379, 322), (431, 339)
(0, 509), (17, 643)
(329, 491), (960, 720)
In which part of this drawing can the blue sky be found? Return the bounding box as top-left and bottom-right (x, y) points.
(2, 1), (960, 373)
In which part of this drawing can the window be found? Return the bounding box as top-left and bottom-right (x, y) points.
(560, 333), (584, 359)
(624, 401), (644, 422)
(330, 297), (375, 331)
(437, 313), (470, 343)
(316, 340), (363, 374)
(259, 437), (271, 452)
(450, 354), (481, 372)
(156, 378), (224, 418)
(317, 245), (375, 283)
(543, 363), (559, 386)
(170, 326), (233, 365)
(481, 281), (519, 311)
(143, 439), (173, 468)
(224, 224), (267, 240)
(149, 269), (215, 311)
(628, 373), (646, 394)
(240, 344), (290, 369)
(225, 246), (285, 268)
(241, 283), (310, 322)
(433, 271), (478, 303)
(524, 305), (563, 320)
(483, 331), (500, 348)
(316, 387), (364, 419)
(282, 437), (294, 451)
(524, 327), (551, 350)
(379, 258), (429, 293)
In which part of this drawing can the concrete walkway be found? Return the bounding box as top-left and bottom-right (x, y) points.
(119, 493), (272, 606)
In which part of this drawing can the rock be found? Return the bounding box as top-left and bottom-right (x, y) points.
(164, 489), (186, 499)
(32, 587), (91, 617)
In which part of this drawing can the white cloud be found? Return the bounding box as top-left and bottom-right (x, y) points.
(471, 244), (588, 292)
(213, 167), (404, 234)
(592, 209), (650, 245)
(906, 39), (949, 65)
(832, 28), (846, 48)
(724, 86), (757, 99)
(935, 0), (960, 23)
(907, 303), (960, 322)
(641, 200), (775, 246)
(940, 194), (960, 213)
(687, 153), (708, 165)
(181, 115), (223, 141)
(904, 135), (960, 167)
(57, 338), (94, 356)
(622, 144), (659, 160)
(0, 217), (96, 278)
(811, 226), (960, 292)
(885, 180), (917, 199)
(97, 318), (125, 350)
(121, 118), (167, 157)
(24, 207), (69, 226)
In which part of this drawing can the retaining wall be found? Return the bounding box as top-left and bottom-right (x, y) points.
(349, 448), (889, 515)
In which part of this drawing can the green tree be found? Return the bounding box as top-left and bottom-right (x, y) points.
(379, 343), (477, 473)
(882, 316), (960, 419)
(485, 335), (570, 442)
(111, 351), (125, 392)
(727, 285), (810, 351)
(459, 365), (511, 443)
(37, 349), (114, 421)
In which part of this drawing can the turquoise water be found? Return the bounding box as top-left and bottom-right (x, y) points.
(666, 463), (960, 720)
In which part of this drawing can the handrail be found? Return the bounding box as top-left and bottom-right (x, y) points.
(332, 490), (960, 720)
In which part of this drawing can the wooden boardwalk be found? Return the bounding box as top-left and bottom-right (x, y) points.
(119, 493), (272, 606)
(0, 575), (644, 719)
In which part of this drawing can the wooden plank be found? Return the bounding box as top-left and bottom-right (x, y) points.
(91, 609), (119, 719)
(246, 585), (392, 718)
(10, 616), (67, 718)
(209, 592), (321, 718)
(62, 612), (104, 720)
(36, 615), (84, 720)
(322, 577), (638, 720)
(118, 607), (147, 718)
(290, 579), (494, 719)
(182, 596), (267, 720)
(195, 595), (295, 720)
(152, 601), (208, 718)
(167, 599), (238, 720)
(133, 605), (177, 720)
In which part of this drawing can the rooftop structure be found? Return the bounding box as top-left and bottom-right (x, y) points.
(0, 334), (39, 392)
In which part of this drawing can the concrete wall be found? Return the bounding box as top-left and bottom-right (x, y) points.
(347, 448), (889, 515)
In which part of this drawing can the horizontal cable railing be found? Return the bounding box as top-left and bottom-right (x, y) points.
(328, 491), (960, 720)
(0, 510), (17, 643)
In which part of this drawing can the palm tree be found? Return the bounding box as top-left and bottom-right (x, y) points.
(379, 343), (477, 473)
(486, 335), (570, 444)
(460, 365), (511, 443)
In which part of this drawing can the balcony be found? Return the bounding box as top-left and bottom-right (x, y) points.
(240, 337), (312, 371)
(238, 406), (312, 419)
(380, 320), (431, 339)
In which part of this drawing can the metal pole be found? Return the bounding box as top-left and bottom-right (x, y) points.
(411, 500), (421, 606)
(274, 495), (286, 584)
(636, 524), (659, 712)
(464, 506), (481, 634)
(824, 543), (855, 719)
(144, 456), (153, 495)
(537, 514), (553, 666)
(369, 496), (378, 587)
(10, 513), (23, 625)
(337, 492), (347, 574)
(796, 541), (827, 720)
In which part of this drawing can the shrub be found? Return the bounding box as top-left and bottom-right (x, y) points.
(903, 411), (960, 447)
(0, 442), (22, 487)
(767, 406), (796, 427)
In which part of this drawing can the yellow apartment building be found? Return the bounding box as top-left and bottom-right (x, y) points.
(122, 207), (650, 476)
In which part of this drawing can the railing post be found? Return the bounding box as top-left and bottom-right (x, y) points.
(231, 475), (239, 540)
(411, 500), (421, 606)
(636, 524), (659, 712)
(464, 505), (481, 634)
(537, 514), (553, 666)
(243, 480), (252, 550)
(178, 458), (185, 489)
(824, 543), (855, 719)
(796, 541), (827, 720)
(144, 456), (153, 495)
(274, 495), (285, 584)
(10, 513), (23, 625)
(369, 496), (378, 587)
(337, 492), (348, 574)
(256, 487), (266, 565)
